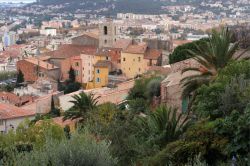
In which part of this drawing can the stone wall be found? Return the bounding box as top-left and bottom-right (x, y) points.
(21, 92), (63, 114)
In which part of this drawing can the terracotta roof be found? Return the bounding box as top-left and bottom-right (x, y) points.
(0, 103), (36, 120)
(0, 92), (35, 106)
(123, 42), (148, 54)
(144, 49), (162, 60)
(94, 60), (111, 68)
(24, 58), (59, 70)
(43, 44), (97, 59)
(113, 39), (132, 50)
(81, 47), (97, 55)
(0, 49), (21, 59)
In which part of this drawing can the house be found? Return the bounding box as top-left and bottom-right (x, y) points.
(121, 42), (162, 78)
(161, 58), (200, 112)
(87, 60), (111, 89)
(0, 103), (36, 133)
(95, 47), (122, 71)
(0, 44), (27, 71)
(0, 92), (35, 107)
(16, 57), (60, 83)
(43, 44), (97, 83)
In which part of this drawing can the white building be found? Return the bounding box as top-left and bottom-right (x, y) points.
(1, 31), (18, 47)
(186, 33), (209, 41)
(0, 103), (36, 133)
(40, 28), (57, 36)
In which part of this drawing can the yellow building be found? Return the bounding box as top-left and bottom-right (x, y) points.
(121, 42), (162, 78)
(86, 60), (110, 89)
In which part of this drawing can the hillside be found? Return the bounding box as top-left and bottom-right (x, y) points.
(33, 0), (202, 15)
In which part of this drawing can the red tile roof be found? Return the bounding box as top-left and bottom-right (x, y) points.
(123, 42), (148, 54)
(113, 39), (132, 50)
(43, 44), (97, 59)
(0, 103), (36, 120)
(94, 60), (111, 68)
(144, 49), (162, 60)
(0, 92), (35, 106)
(24, 58), (59, 70)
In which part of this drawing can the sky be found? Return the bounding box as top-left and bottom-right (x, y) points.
(0, 0), (35, 3)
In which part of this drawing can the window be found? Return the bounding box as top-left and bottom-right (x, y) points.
(104, 40), (107, 44)
(96, 69), (100, 74)
(149, 59), (152, 66)
(38, 72), (44, 77)
(138, 57), (141, 62)
(75, 70), (79, 76)
(123, 58), (126, 61)
(0, 120), (3, 126)
(104, 26), (108, 35)
(75, 62), (79, 66)
(96, 77), (101, 82)
(139, 68), (141, 72)
(129, 68), (130, 71)
(106, 56), (109, 60)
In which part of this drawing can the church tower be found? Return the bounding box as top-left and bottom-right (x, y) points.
(99, 19), (117, 48)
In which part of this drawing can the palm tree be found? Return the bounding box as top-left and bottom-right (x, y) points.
(181, 27), (248, 100)
(63, 92), (100, 121)
(138, 106), (191, 146)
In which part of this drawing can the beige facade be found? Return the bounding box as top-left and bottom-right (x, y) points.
(81, 53), (95, 83)
(121, 52), (148, 78)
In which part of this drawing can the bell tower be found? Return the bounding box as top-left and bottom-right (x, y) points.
(99, 19), (117, 48)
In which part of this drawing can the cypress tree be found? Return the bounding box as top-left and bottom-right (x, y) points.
(16, 69), (24, 87)
(68, 66), (76, 83)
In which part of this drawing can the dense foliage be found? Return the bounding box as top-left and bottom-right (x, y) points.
(6, 132), (117, 166)
(169, 38), (207, 64)
(1, 26), (250, 165)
